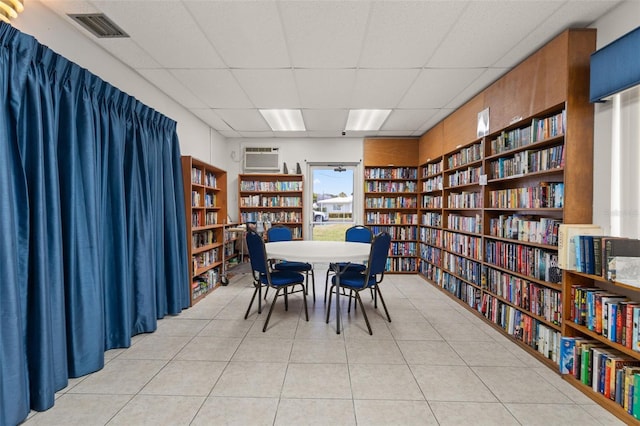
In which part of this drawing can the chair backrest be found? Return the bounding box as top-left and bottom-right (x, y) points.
(366, 232), (392, 278)
(345, 225), (373, 243)
(246, 230), (269, 275)
(267, 225), (292, 242)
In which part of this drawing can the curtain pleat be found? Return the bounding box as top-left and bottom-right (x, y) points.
(0, 23), (189, 426)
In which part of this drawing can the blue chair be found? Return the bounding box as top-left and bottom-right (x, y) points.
(326, 232), (392, 335)
(324, 225), (373, 302)
(267, 225), (316, 303)
(244, 230), (308, 331)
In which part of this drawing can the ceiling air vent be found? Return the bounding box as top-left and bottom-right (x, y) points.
(68, 13), (129, 38)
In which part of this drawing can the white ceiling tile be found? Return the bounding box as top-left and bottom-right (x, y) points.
(232, 69), (300, 108)
(302, 110), (349, 131)
(184, 1), (290, 68)
(398, 68), (485, 109)
(189, 109), (232, 131)
(381, 109), (439, 131)
(359, 1), (467, 68)
(95, 39), (160, 69)
(295, 69), (357, 109)
(414, 109), (455, 135)
(305, 131), (349, 138)
(214, 109), (271, 132)
(445, 68), (509, 110)
(377, 130), (416, 137)
(427, 2), (558, 68)
(273, 131), (311, 138)
(238, 131), (276, 138)
(218, 130), (242, 138)
(279, 1), (371, 68)
(350, 69), (420, 109)
(137, 69), (207, 109)
(169, 69), (253, 109)
(92, 1), (225, 68)
(493, 1), (620, 68)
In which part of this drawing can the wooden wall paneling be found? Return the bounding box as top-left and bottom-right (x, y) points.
(363, 138), (419, 166)
(563, 29), (596, 224)
(442, 93), (484, 153)
(418, 122), (444, 164)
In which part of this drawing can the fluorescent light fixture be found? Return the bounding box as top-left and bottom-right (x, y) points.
(345, 109), (391, 131)
(259, 109), (306, 131)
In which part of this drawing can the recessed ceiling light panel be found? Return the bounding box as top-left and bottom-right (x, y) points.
(259, 109), (306, 131)
(345, 109), (391, 131)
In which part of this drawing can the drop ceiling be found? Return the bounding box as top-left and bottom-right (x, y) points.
(41, 0), (621, 138)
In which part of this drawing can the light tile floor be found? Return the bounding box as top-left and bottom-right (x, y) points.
(24, 270), (625, 425)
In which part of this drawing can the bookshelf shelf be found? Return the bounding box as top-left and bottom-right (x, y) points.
(238, 173), (304, 239)
(182, 156), (228, 306)
(415, 29), (596, 378)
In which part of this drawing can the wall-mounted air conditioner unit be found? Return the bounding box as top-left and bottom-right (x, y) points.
(243, 147), (280, 172)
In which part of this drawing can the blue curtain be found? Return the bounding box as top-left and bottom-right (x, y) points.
(0, 23), (189, 426)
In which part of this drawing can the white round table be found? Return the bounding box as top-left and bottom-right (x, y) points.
(265, 240), (370, 334)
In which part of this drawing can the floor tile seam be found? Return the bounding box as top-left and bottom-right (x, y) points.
(502, 401), (601, 426)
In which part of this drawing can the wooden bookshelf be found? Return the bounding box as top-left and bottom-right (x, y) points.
(415, 28), (596, 381)
(238, 173), (304, 239)
(181, 156), (227, 305)
(363, 139), (419, 273)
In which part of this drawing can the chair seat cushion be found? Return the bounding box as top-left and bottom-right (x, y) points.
(331, 271), (375, 289)
(261, 270), (305, 286)
(274, 261), (313, 272)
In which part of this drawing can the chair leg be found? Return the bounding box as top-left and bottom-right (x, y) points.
(263, 287), (281, 332)
(375, 285), (391, 323)
(310, 268), (316, 304)
(326, 284), (334, 324)
(244, 284), (259, 319)
(301, 283), (309, 321)
(284, 290), (288, 311)
(324, 268), (332, 303)
(355, 292), (372, 335)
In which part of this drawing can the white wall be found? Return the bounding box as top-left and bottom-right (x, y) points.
(591, 0), (640, 233)
(12, 0), (224, 164)
(225, 137), (364, 227)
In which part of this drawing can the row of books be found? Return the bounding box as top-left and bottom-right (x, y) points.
(192, 268), (218, 300)
(192, 248), (219, 272)
(558, 224), (640, 286)
(192, 230), (216, 249)
(488, 144), (564, 179)
(365, 181), (417, 193)
(490, 125), (533, 155)
(484, 240), (561, 283)
(443, 252), (481, 285)
(484, 266), (562, 325)
(561, 337), (640, 418)
(239, 195), (302, 208)
(385, 256), (417, 272)
(422, 175), (443, 192)
(447, 190), (482, 209)
(371, 225), (417, 240)
(420, 244), (441, 265)
(487, 182), (564, 209)
(488, 110), (565, 156)
(422, 160), (443, 177)
(442, 273), (481, 309)
(479, 294), (561, 363)
(447, 141), (483, 169)
(421, 212), (442, 227)
(447, 213), (482, 234)
(421, 262), (441, 282)
(443, 231), (482, 260)
(447, 165), (482, 187)
(365, 196), (418, 209)
(570, 286), (640, 350)
(365, 212), (418, 225)
(420, 227), (442, 245)
(421, 195), (443, 209)
(365, 167), (418, 180)
(240, 211), (301, 223)
(191, 211), (218, 227)
(390, 242), (418, 256)
(239, 180), (302, 192)
(488, 214), (560, 246)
